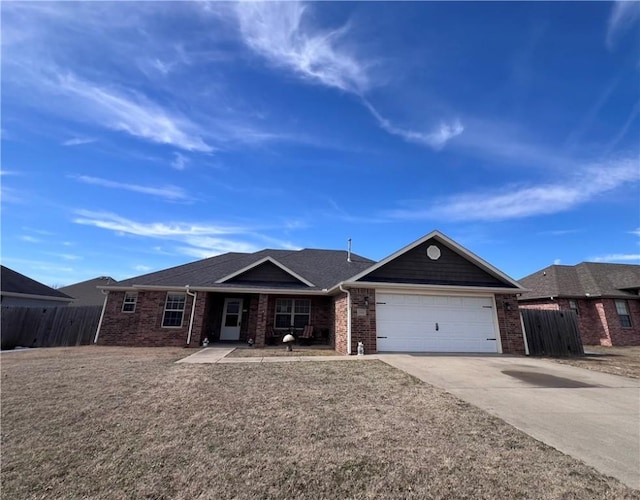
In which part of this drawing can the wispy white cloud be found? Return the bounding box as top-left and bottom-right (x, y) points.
(0, 170), (21, 176)
(71, 210), (296, 258)
(134, 264), (152, 272)
(171, 152), (189, 170)
(386, 156), (639, 222)
(54, 73), (214, 152)
(62, 137), (96, 146)
(73, 210), (242, 238)
(590, 253), (640, 262)
(363, 99), (463, 150)
(630, 228), (640, 237)
(235, 1), (463, 150)
(236, 2), (370, 94)
(20, 235), (41, 243)
(606, 1), (640, 50)
(553, 258), (561, 265)
(538, 229), (581, 236)
(73, 175), (189, 201)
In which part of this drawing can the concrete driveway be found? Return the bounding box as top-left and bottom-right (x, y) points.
(379, 354), (640, 490)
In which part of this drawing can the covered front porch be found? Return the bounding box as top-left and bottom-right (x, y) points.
(198, 292), (333, 348)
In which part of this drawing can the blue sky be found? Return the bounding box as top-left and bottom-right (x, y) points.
(2, 1), (639, 287)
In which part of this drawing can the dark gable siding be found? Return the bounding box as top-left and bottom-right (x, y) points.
(228, 261), (304, 285)
(357, 238), (516, 288)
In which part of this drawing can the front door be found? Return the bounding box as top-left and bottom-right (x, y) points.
(220, 298), (243, 340)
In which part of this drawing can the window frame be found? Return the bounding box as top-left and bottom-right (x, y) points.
(162, 293), (186, 328)
(615, 299), (632, 328)
(568, 299), (579, 316)
(274, 298), (311, 330)
(122, 292), (138, 313)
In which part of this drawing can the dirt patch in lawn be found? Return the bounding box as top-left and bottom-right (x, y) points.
(553, 346), (640, 379)
(2, 346), (638, 499)
(226, 345), (338, 357)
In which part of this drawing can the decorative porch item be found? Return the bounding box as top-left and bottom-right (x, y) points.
(248, 338), (254, 347)
(282, 333), (295, 351)
(202, 337), (210, 347)
(357, 341), (364, 356)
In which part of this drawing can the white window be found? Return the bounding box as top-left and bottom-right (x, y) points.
(122, 292), (138, 313)
(275, 299), (310, 329)
(569, 299), (579, 316)
(615, 300), (632, 328)
(162, 293), (186, 328)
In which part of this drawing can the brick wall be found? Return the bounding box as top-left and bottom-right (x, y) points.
(333, 293), (348, 355)
(349, 288), (376, 355)
(98, 290), (196, 347)
(601, 298), (640, 346)
(495, 294), (526, 355)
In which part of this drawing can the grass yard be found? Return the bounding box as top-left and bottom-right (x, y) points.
(554, 346), (640, 379)
(2, 347), (638, 499)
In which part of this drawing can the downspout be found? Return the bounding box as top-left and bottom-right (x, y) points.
(519, 309), (530, 356)
(185, 286), (197, 346)
(339, 284), (352, 355)
(93, 290), (109, 344)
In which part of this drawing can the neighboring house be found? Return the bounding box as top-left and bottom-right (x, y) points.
(59, 276), (117, 307)
(95, 230), (527, 355)
(518, 263), (640, 346)
(0, 265), (74, 307)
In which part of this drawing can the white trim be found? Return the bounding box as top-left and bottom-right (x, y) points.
(93, 290), (109, 344)
(519, 310), (530, 356)
(343, 230), (525, 290)
(491, 295), (503, 354)
(214, 256), (315, 287)
(161, 292), (187, 329)
(121, 291), (138, 313)
(337, 281), (522, 295)
(0, 291), (73, 303)
(186, 289), (197, 345)
(128, 284), (324, 295)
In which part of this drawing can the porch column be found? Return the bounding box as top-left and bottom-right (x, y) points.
(255, 294), (269, 347)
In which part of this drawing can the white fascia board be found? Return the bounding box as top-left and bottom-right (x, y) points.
(129, 284), (325, 295)
(0, 291), (73, 302)
(214, 256), (315, 287)
(343, 230), (525, 290)
(340, 281), (524, 295)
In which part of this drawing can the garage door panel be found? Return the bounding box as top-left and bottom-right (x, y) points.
(376, 293), (499, 353)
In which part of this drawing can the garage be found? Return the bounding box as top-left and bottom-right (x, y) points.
(375, 293), (500, 353)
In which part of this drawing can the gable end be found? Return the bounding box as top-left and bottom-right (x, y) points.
(226, 261), (308, 286)
(357, 237), (517, 288)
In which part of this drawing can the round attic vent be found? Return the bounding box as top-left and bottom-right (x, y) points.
(427, 245), (441, 260)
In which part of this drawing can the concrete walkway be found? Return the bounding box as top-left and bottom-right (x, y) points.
(379, 354), (640, 490)
(176, 347), (356, 364)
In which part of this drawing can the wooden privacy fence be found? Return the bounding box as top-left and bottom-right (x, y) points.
(521, 308), (584, 357)
(1, 305), (101, 350)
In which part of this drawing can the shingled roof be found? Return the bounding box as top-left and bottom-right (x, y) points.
(518, 262), (640, 301)
(111, 249), (375, 291)
(1, 265), (73, 300)
(59, 276), (117, 306)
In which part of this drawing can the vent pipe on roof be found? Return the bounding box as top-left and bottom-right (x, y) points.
(347, 238), (352, 263)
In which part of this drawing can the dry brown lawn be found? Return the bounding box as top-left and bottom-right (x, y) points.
(2, 346), (638, 500)
(554, 346), (640, 379)
(226, 345), (338, 357)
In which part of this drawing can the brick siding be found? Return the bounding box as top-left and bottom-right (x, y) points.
(333, 293), (348, 355)
(98, 290), (198, 347)
(495, 294), (526, 355)
(349, 288), (377, 355)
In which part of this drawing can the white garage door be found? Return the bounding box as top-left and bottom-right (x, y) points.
(376, 293), (499, 353)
